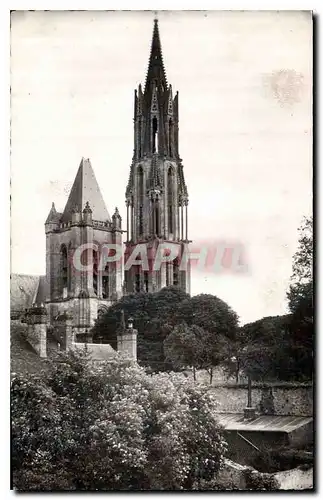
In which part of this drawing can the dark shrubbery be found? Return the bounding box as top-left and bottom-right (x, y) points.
(11, 349), (227, 491)
(250, 447), (314, 473)
(243, 469), (279, 491)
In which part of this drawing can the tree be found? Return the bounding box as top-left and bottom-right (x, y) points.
(287, 216), (313, 314)
(163, 323), (205, 380)
(164, 324), (235, 383)
(93, 289), (239, 375)
(92, 286), (189, 372)
(173, 294), (239, 342)
(222, 310), (313, 383)
(286, 215), (313, 380)
(12, 349), (227, 491)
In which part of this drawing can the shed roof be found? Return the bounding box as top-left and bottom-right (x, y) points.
(216, 413), (313, 433)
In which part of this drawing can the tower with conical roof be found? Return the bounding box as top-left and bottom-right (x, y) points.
(45, 157), (123, 340)
(125, 19), (191, 294)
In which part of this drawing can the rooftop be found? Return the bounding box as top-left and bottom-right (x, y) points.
(61, 157), (111, 223)
(216, 413), (313, 433)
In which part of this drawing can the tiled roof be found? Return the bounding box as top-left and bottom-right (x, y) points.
(10, 274), (41, 313)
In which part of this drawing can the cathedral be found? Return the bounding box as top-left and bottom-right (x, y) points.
(12, 19), (191, 343)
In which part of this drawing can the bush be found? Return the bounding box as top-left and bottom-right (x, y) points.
(243, 469), (279, 491)
(250, 447), (314, 473)
(11, 350), (227, 491)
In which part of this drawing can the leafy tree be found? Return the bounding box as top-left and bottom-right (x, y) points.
(223, 309), (313, 382)
(286, 215), (313, 380)
(164, 323), (234, 383)
(93, 289), (239, 375)
(163, 323), (205, 380)
(234, 316), (292, 381)
(221, 216), (314, 383)
(287, 216), (313, 314)
(172, 294), (239, 342)
(92, 287), (189, 371)
(12, 349), (227, 491)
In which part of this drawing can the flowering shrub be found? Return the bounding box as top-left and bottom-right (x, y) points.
(11, 350), (227, 491)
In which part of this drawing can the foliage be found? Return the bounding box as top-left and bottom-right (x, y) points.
(12, 349), (227, 491)
(221, 309), (313, 382)
(92, 287), (189, 372)
(172, 294), (239, 342)
(164, 323), (232, 382)
(243, 469), (279, 491)
(249, 447), (314, 474)
(93, 288), (239, 374)
(233, 315), (293, 381)
(286, 215), (313, 380)
(287, 216), (313, 314)
(163, 323), (204, 374)
(217, 216), (314, 383)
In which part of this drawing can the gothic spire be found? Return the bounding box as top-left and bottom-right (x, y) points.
(144, 19), (167, 94)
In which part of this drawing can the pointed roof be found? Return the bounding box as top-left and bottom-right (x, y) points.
(61, 158), (111, 223)
(144, 19), (167, 94)
(45, 202), (61, 224)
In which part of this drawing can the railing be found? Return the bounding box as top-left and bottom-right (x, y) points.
(58, 220), (112, 230)
(92, 220), (112, 229)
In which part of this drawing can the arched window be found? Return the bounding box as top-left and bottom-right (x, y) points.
(168, 167), (174, 234)
(169, 119), (173, 156)
(166, 262), (170, 287)
(102, 263), (110, 299)
(93, 250), (98, 296)
(152, 116), (158, 153)
(138, 166), (144, 236)
(68, 242), (72, 292)
(60, 245), (68, 298)
(173, 258), (179, 287)
(138, 118), (142, 158)
(154, 204), (160, 236)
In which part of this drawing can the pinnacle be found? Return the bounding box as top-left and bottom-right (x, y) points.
(144, 19), (168, 94)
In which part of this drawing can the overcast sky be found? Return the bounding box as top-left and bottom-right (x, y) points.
(10, 10), (312, 325)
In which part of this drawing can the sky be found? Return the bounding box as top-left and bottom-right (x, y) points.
(10, 10), (312, 325)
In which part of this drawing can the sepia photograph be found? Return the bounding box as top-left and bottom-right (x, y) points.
(10, 9), (313, 491)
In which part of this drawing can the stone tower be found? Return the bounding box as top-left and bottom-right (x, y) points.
(45, 157), (123, 340)
(124, 20), (191, 295)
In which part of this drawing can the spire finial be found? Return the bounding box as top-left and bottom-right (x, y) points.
(144, 17), (167, 94)
(83, 201), (92, 214)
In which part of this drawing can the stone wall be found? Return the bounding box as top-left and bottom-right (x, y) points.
(181, 369), (313, 416)
(208, 384), (313, 416)
(73, 342), (116, 362)
(217, 459), (313, 490)
(24, 307), (47, 358)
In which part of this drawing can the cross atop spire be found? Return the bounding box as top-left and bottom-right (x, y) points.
(144, 18), (167, 94)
